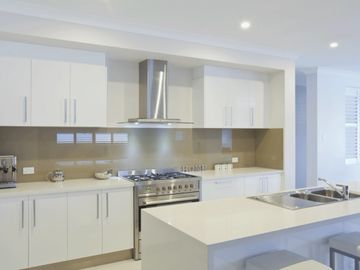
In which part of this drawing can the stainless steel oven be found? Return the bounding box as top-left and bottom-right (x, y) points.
(119, 169), (201, 260)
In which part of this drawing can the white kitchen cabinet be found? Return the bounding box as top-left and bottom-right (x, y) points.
(192, 65), (265, 128)
(29, 193), (67, 267)
(243, 173), (282, 196)
(201, 177), (244, 201)
(31, 59), (70, 126)
(0, 57), (31, 126)
(31, 59), (107, 127)
(0, 197), (28, 270)
(68, 191), (102, 260)
(102, 188), (133, 253)
(70, 63), (107, 127)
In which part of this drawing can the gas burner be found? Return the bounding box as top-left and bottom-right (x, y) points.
(119, 168), (198, 182)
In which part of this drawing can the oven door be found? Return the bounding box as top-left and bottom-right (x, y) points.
(135, 192), (199, 260)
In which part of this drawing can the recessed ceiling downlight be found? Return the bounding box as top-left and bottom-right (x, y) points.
(329, 42), (339, 48)
(240, 21), (251, 30)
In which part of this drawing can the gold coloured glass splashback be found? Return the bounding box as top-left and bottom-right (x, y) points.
(0, 127), (283, 182)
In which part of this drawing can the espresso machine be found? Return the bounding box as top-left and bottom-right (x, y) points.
(0, 155), (17, 189)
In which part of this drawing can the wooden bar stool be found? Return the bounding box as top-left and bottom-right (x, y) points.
(245, 250), (330, 270)
(329, 232), (360, 270)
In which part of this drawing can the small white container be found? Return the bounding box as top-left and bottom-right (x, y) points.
(214, 164), (221, 171)
(227, 163), (233, 171)
(221, 164), (228, 171)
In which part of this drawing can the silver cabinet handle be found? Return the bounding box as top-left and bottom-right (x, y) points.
(223, 107), (227, 127)
(64, 99), (68, 124)
(24, 97), (28, 123)
(230, 106), (233, 127)
(21, 200), (25, 229)
(106, 193), (109, 218)
(33, 200), (36, 227)
(96, 194), (100, 219)
(250, 107), (254, 126)
(73, 99), (77, 125)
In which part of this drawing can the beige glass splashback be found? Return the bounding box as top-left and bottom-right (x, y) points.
(0, 127), (283, 183)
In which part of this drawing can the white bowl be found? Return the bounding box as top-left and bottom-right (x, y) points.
(94, 172), (111, 180)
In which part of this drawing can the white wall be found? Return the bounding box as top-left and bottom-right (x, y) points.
(317, 68), (360, 183)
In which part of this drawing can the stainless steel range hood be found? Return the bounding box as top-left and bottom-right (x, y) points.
(128, 59), (192, 124)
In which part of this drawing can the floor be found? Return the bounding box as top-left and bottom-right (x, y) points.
(84, 260), (141, 270)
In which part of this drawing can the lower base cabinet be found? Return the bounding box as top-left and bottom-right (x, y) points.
(0, 187), (134, 270)
(68, 191), (103, 260)
(29, 193), (68, 267)
(243, 174), (282, 196)
(201, 173), (283, 201)
(102, 188), (133, 253)
(201, 178), (243, 201)
(0, 197), (28, 270)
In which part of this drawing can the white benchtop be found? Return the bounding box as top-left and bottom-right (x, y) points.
(192, 167), (283, 181)
(143, 187), (360, 246)
(0, 177), (133, 199)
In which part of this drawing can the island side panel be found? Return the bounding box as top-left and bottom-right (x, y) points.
(142, 211), (209, 270)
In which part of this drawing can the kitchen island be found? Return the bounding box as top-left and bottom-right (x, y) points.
(142, 191), (360, 270)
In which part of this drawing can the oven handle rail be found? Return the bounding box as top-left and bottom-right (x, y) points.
(139, 194), (199, 206)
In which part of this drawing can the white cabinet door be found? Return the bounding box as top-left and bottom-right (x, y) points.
(0, 57), (31, 126)
(102, 188), (133, 253)
(204, 76), (228, 128)
(70, 63), (107, 127)
(264, 174), (282, 193)
(0, 197), (28, 270)
(31, 60), (70, 126)
(243, 176), (262, 197)
(201, 177), (244, 201)
(248, 83), (265, 128)
(244, 173), (283, 196)
(68, 191), (102, 260)
(29, 193), (67, 267)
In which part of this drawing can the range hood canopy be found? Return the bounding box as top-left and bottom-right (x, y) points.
(128, 59), (192, 124)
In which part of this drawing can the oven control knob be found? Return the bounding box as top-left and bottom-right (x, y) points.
(190, 184), (194, 188)
(162, 187), (166, 191)
(178, 185), (182, 189)
(184, 184), (188, 189)
(168, 186), (172, 190)
(173, 185), (177, 190)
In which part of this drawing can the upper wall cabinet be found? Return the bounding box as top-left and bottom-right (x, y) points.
(192, 65), (284, 129)
(193, 66), (264, 128)
(32, 59), (107, 127)
(32, 60), (70, 126)
(70, 63), (107, 127)
(0, 57), (31, 126)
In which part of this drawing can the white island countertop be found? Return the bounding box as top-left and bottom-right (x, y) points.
(191, 167), (282, 181)
(143, 189), (360, 246)
(0, 177), (133, 199)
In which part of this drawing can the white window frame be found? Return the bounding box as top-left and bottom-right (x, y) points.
(345, 87), (360, 165)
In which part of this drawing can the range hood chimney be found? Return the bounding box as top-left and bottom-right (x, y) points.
(128, 59), (192, 124)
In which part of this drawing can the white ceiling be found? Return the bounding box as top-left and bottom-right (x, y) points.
(0, 0), (359, 70)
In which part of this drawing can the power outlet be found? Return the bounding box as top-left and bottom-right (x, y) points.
(232, 157), (239, 163)
(23, 167), (35, 175)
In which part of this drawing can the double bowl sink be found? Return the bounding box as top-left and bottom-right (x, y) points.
(250, 187), (360, 210)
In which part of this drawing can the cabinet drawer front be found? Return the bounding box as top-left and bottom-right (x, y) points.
(201, 178), (242, 201)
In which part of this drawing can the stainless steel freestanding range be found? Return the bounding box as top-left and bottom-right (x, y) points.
(120, 168), (201, 260)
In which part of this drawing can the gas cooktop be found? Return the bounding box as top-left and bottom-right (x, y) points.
(119, 169), (197, 182)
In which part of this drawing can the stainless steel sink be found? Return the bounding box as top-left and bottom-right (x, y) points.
(249, 187), (360, 210)
(290, 192), (338, 203)
(311, 189), (360, 199)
